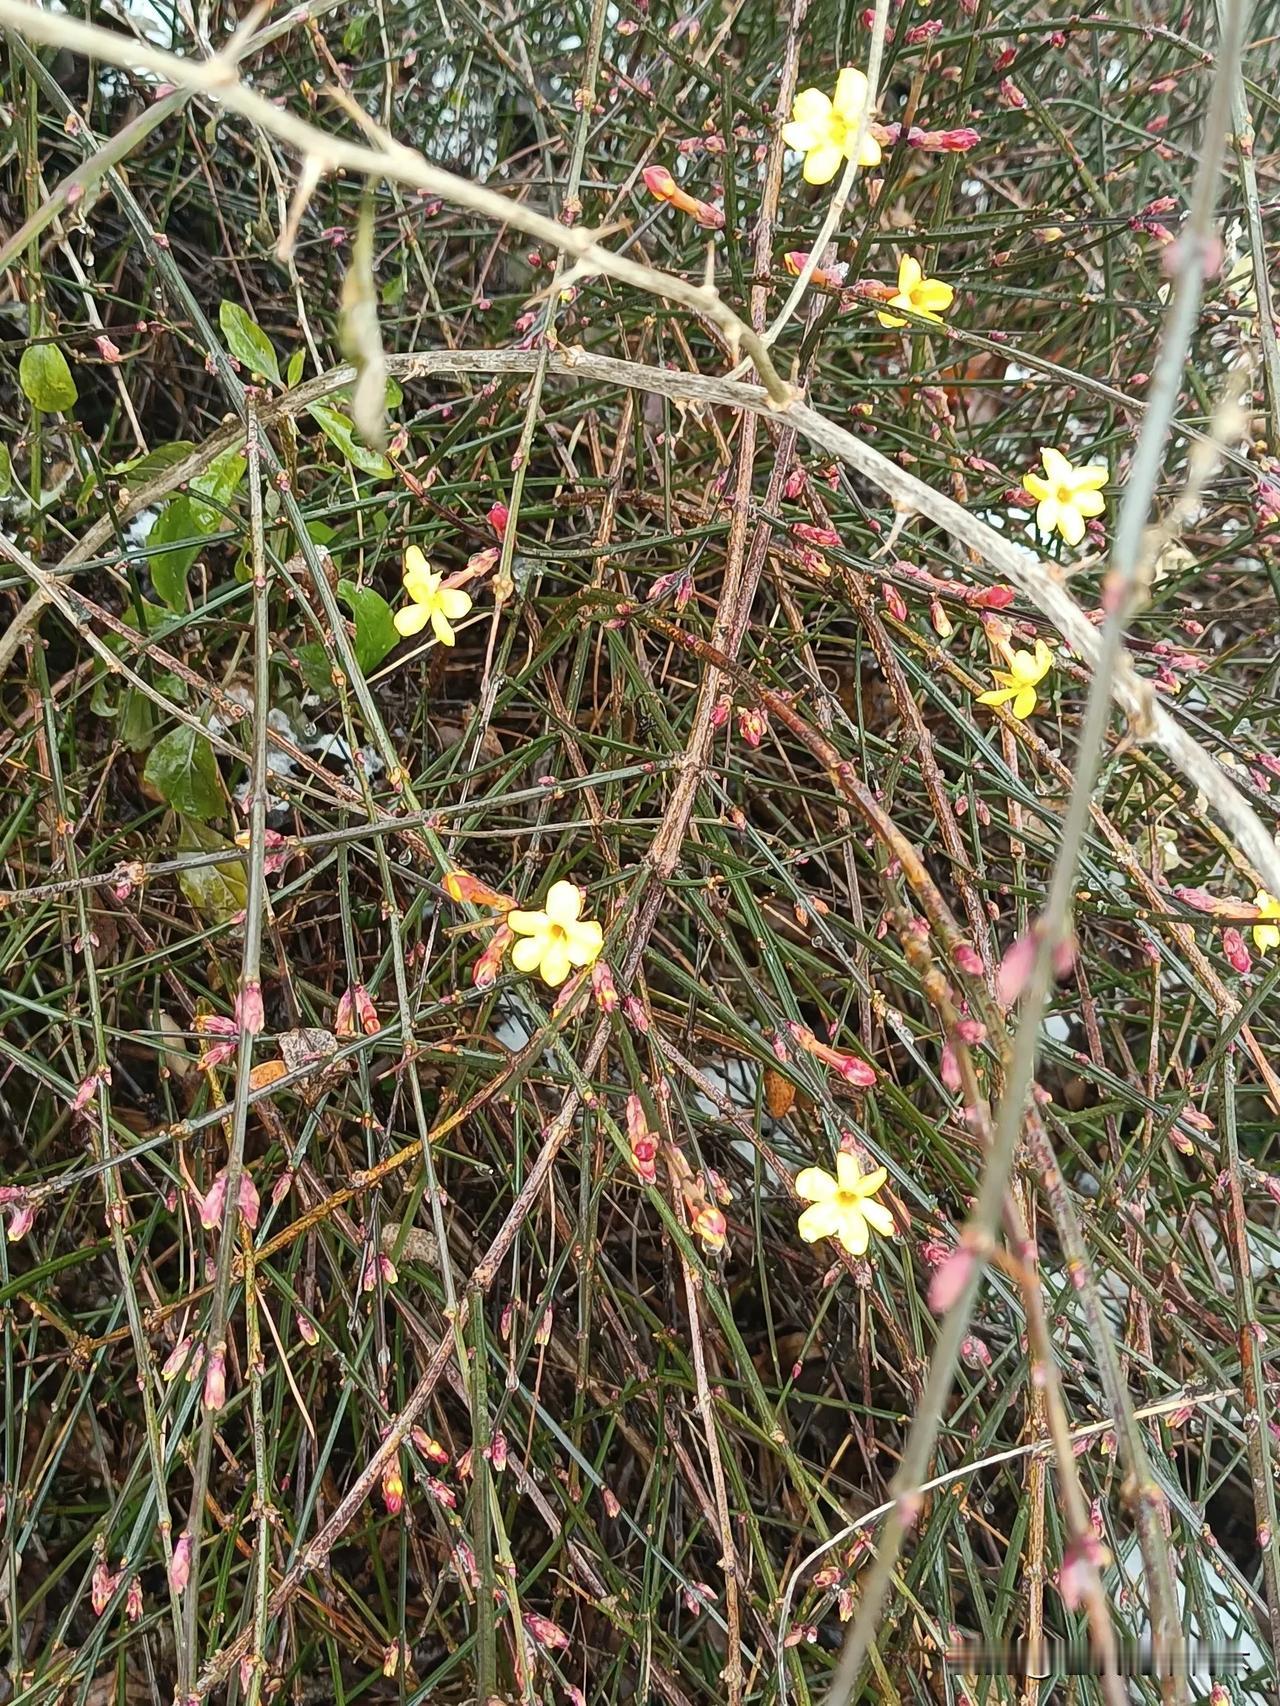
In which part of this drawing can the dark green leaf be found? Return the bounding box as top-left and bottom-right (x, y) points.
(218, 301), (280, 384)
(308, 403), (392, 478)
(143, 724), (223, 819)
(338, 580), (399, 674)
(19, 342), (78, 412)
(147, 495), (207, 610)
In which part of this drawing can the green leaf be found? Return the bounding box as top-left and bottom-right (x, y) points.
(176, 817), (248, 923)
(192, 445), (246, 508)
(0, 443), (12, 498)
(218, 301), (280, 384)
(308, 403), (392, 479)
(119, 687), (155, 750)
(144, 724), (223, 819)
(20, 341), (78, 412)
(286, 348), (306, 388)
(294, 642), (333, 696)
(113, 441), (195, 483)
(147, 495), (207, 610)
(338, 580), (400, 674)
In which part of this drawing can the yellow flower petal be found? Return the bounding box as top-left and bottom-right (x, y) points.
(394, 604), (429, 637)
(1035, 497), (1061, 538)
(437, 586), (473, 620)
(1071, 463), (1109, 492)
(856, 131), (882, 167)
(853, 1164), (887, 1198)
(861, 1197), (896, 1237)
(540, 937), (572, 987)
(837, 1211), (869, 1256)
(566, 918), (603, 966)
(803, 142), (844, 185)
(977, 686), (1016, 707)
(1074, 488), (1105, 518)
(430, 608), (456, 647)
(795, 1167), (837, 1203)
(916, 279), (954, 313)
(508, 908), (549, 937)
(797, 1200), (842, 1243)
(1254, 921), (1280, 954)
(1057, 505), (1086, 547)
(877, 305), (907, 329)
(1039, 447), (1073, 484)
(1012, 684), (1038, 719)
(781, 117), (823, 152)
(544, 880), (583, 926)
(1023, 472), (1050, 502)
(1031, 640), (1053, 679)
(898, 255), (922, 295)
(791, 86), (833, 127)
(833, 66), (869, 122)
(835, 1151), (861, 1192)
(510, 934), (546, 973)
(403, 545), (430, 578)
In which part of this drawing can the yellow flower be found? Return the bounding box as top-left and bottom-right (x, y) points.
(977, 638), (1053, 720)
(1021, 448), (1108, 547)
(508, 880), (604, 988)
(782, 68), (882, 186)
(795, 1151), (894, 1256)
(877, 255), (954, 328)
(1253, 890), (1280, 954)
(393, 546), (472, 645)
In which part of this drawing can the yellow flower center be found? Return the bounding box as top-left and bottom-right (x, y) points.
(1055, 484), (1075, 505)
(834, 1188), (862, 1211)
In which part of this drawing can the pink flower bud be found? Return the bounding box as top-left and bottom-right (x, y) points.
(124, 1577), (143, 1622)
(590, 960), (618, 1011)
(161, 1336), (194, 1381)
(487, 1431), (508, 1472)
(882, 582), (908, 621)
(235, 981), (265, 1035)
(996, 932), (1037, 1005)
(412, 1428), (450, 1465)
(6, 1201), (35, 1242)
(737, 706), (767, 748)
(197, 1169), (228, 1230)
(783, 467), (807, 500)
(169, 1532), (193, 1593)
(1222, 927), (1251, 974)
(952, 942), (984, 976)
(381, 1462), (405, 1515)
(487, 500), (510, 538)
(933, 126), (982, 151)
(928, 1247), (975, 1313)
(709, 694), (731, 729)
(238, 1173), (260, 1230)
(791, 522), (841, 548)
(522, 1611), (571, 1652)
(426, 1475), (456, 1508)
(203, 1347), (226, 1411)
(296, 1312), (319, 1346)
(622, 994), (649, 1033)
(960, 1333), (991, 1369)
(95, 334), (122, 364)
(642, 163), (677, 200)
(92, 1561), (119, 1616)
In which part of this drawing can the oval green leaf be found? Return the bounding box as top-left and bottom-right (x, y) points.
(20, 342), (78, 413)
(144, 724), (223, 819)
